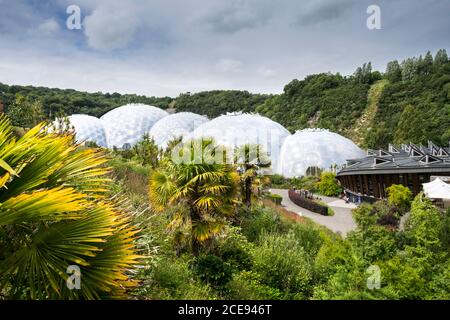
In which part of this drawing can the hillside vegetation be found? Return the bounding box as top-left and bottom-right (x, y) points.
(1, 49), (449, 148)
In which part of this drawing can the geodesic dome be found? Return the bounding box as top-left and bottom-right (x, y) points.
(149, 112), (208, 149)
(184, 112), (291, 170)
(278, 129), (364, 178)
(52, 114), (107, 147)
(100, 103), (168, 148)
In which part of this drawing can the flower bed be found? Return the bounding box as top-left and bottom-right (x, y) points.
(288, 189), (328, 216)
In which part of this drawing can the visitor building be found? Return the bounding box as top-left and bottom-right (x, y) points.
(337, 142), (450, 203)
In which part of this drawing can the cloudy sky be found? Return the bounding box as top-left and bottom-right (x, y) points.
(0, 0), (449, 97)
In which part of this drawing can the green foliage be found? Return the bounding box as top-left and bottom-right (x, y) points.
(194, 255), (233, 289)
(239, 206), (286, 242)
(252, 231), (313, 299)
(213, 227), (254, 272)
(5, 94), (44, 128)
(0, 115), (140, 299)
(148, 139), (239, 254)
(255, 73), (369, 134)
(226, 271), (283, 300)
(266, 193), (282, 205)
(386, 184), (413, 212)
(367, 49), (450, 148)
(129, 134), (160, 167)
(1, 49), (448, 150)
(403, 194), (445, 270)
(133, 254), (216, 300)
(234, 144), (271, 207)
(0, 82), (172, 118)
(174, 90), (270, 118)
(269, 174), (287, 187)
(315, 172), (342, 196)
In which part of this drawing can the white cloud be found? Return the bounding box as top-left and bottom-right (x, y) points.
(37, 18), (59, 35)
(216, 59), (242, 73)
(257, 66), (277, 77)
(83, 3), (139, 50)
(0, 0), (449, 97)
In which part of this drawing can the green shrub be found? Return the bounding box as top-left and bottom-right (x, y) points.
(266, 193), (282, 205)
(270, 174), (287, 187)
(194, 255), (234, 289)
(214, 227), (254, 272)
(290, 222), (326, 257)
(226, 271), (283, 300)
(386, 184), (413, 213)
(134, 255), (216, 300)
(252, 232), (313, 299)
(314, 237), (352, 282)
(315, 172), (342, 196)
(239, 206), (286, 242)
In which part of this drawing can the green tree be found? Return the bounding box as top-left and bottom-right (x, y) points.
(403, 194), (445, 272)
(385, 60), (402, 82)
(394, 105), (425, 144)
(132, 133), (160, 167)
(0, 115), (140, 299)
(401, 58), (418, 81)
(148, 139), (238, 255)
(434, 49), (448, 67)
(315, 172), (342, 196)
(421, 51), (434, 75)
(6, 94), (44, 128)
(386, 184), (413, 213)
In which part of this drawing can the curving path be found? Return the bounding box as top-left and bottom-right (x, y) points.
(270, 189), (357, 236)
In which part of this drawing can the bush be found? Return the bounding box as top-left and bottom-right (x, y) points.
(214, 227), (254, 272)
(386, 184), (413, 213)
(315, 172), (342, 196)
(289, 222), (326, 257)
(314, 237), (352, 282)
(239, 206), (286, 242)
(194, 255), (234, 289)
(270, 174), (288, 187)
(226, 271), (283, 300)
(133, 255), (216, 300)
(266, 193), (282, 205)
(252, 232), (313, 299)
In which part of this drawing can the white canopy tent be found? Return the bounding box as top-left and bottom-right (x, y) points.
(423, 178), (450, 208)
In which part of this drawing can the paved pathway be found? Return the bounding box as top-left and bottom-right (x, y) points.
(270, 189), (357, 236)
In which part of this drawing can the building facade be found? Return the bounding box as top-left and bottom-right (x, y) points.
(337, 142), (450, 203)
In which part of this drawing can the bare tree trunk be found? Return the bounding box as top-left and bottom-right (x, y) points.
(244, 176), (252, 207)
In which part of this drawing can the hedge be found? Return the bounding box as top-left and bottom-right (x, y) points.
(288, 190), (328, 216)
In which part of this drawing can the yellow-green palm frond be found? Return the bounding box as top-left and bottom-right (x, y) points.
(191, 218), (226, 242)
(148, 169), (177, 212)
(0, 187), (86, 225)
(0, 116), (141, 300)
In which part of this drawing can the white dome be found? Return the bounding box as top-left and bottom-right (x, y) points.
(100, 103), (168, 148)
(52, 114), (107, 147)
(184, 112), (291, 170)
(278, 129), (364, 178)
(149, 112), (208, 149)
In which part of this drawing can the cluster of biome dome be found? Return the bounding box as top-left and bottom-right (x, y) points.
(53, 103), (364, 177)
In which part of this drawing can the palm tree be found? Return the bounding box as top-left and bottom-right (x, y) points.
(0, 114), (140, 299)
(234, 144), (271, 207)
(149, 139), (238, 255)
